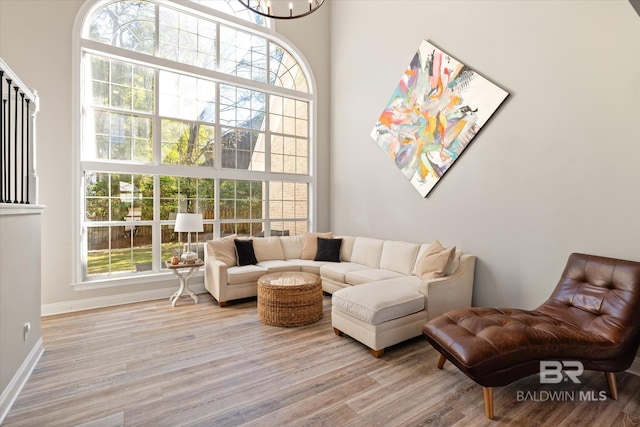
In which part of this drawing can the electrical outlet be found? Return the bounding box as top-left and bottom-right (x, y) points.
(23, 322), (31, 341)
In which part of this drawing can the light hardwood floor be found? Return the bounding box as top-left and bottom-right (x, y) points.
(4, 294), (640, 426)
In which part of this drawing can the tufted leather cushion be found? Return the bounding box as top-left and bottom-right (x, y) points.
(537, 254), (640, 343)
(422, 253), (640, 387)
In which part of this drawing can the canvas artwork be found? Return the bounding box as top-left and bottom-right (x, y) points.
(371, 40), (509, 197)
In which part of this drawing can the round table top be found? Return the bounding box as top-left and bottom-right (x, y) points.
(258, 271), (320, 287)
(165, 260), (204, 269)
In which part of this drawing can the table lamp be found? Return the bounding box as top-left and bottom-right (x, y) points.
(174, 213), (203, 262)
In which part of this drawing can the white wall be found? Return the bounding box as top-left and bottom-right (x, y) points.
(0, 0), (331, 307)
(1, 0), (83, 307)
(0, 208), (44, 416)
(330, 0), (640, 308)
(274, 4), (331, 232)
(1, 0), (637, 311)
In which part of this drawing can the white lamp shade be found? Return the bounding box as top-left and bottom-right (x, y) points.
(174, 213), (204, 233)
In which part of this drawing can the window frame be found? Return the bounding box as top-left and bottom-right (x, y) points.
(72, 0), (318, 289)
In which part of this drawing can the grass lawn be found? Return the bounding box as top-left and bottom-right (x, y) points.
(87, 243), (185, 276)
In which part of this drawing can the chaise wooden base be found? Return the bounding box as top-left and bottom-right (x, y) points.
(333, 327), (343, 336)
(605, 372), (618, 400)
(436, 353), (619, 419)
(483, 387), (494, 419)
(436, 354), (494, 418)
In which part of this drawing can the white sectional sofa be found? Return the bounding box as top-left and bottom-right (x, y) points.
(204, 233), (475, 356)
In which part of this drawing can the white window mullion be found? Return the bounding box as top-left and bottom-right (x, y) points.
(152, 174), (161, 270)
(264, 94), (271, 174)
(79, 168), (88, 279)
(214, 82), (222, 170)
(263, 179), (270, 237)
(153, 67), (162, 166)
(154, 2), (160, 57)
(309, 101), (317, 233)
(214, 80), (222, 238)
(215, 18), (221, 73)
(263, 90), (271, 237)
(153, 65), (162, 270)
(266, 39), (271, 88)
(214, 177), (220, 238)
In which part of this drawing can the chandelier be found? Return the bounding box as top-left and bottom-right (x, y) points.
(238, 0), (325, 20)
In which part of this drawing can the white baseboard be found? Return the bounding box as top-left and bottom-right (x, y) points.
(0, 338), (44, 424)
(41, 284), (207, 316)
(626, 356), (640, 376)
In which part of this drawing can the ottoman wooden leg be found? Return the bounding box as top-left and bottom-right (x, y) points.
(483, 387), (494, 419)
(437, 354), (446, 369)
(370, 348), (384, 358)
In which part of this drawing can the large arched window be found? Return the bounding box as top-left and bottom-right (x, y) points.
(76, 0), (315, 283)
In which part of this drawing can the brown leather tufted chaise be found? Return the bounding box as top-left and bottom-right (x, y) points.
(422, 253), (640, 419)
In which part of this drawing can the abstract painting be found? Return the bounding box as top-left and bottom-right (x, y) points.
(371, 40), (509, 197)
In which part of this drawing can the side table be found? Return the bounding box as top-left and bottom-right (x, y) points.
(166, 260), (204, 307)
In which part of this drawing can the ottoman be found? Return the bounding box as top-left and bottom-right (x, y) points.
(331, 280), (429, 357)
(257, 272), (323, 327)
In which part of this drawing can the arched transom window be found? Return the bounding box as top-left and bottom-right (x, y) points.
(78, 0), (314, 281)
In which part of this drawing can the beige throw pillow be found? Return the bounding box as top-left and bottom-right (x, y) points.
(206, 234), (237, 267)
(416, 240), (456, 280)
(300, 232), (333, 260)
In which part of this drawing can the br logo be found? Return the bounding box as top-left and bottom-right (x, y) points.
(539, 361), (583, 384)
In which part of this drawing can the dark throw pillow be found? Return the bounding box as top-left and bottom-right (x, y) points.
(314, 237), (343, 262)
(234, 239), (258, 266)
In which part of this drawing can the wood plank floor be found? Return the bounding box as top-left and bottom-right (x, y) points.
(4, 294), (640, 426)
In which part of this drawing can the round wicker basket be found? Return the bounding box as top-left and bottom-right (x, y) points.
(257, 272), (323, 327)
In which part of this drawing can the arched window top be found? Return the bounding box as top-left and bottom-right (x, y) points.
(83, 0), (309, 94)
(189, 0), (268, 26)
(86, 0), (155, 54)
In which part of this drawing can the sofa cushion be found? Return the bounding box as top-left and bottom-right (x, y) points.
(373, 275), (424, 290)
(206, 234), (237, 267)
(332, 281), (425, 325)
(380, 240), (420, 275)
(335, 236), (356, 262)
(257, 260), (300, 273)
(234, 239), (258, 266)
(345, 268), (405, 286)
(320, 262), (369, 284)
(350, 237), (384, 268)
(281, 235), (304, 259)
(301, 232), (333, 259)
(415, 241), (456, 280)
(227, 264), (267, 284)
(253, 237), (284, 262)
(315, 237), (342, 262)
(285, 259), (331, 275)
